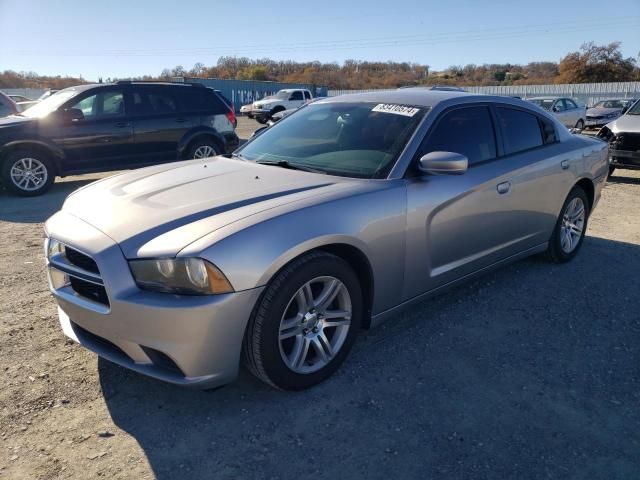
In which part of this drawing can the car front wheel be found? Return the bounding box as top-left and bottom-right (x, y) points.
(545, 186), (589, 263)
(1, 149), (54, 196)
(244, 251), (362, 390)
(574, 119), (584, 130)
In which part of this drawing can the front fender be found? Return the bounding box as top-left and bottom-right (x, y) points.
(190, 184), (408, 315)
(0, 138), (65, 173)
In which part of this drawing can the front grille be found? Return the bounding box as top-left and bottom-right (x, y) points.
(69, 277), (110, 306)
(613, 133), (640, 152)
(65, 247), (100, 274)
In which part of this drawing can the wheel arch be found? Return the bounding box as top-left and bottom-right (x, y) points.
(0, 140), (63, 175)
(575, 177), (595, 212)
(255, 238), (376, 329)
(178, 128), (225, 159)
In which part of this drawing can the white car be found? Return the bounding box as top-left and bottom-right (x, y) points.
(251, 89), (313, 124)
(528, 97), (586, 130)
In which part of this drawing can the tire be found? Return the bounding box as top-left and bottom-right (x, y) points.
(608, 166), (615, 177)
(187, 138), (220, 159)
(575, 119), (584, 130)
(1, 148), (54, 197)
(270, 106), (286, 118)
(545, 186), (590, 263)
(243, 251), (363, 390)
(255, 115), (268, 125)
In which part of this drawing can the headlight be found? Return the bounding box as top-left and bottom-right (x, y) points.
(129, 258), (234, 295)
(46, 238), (65, 259)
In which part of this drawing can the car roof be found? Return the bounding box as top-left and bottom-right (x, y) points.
(528, 96), (564, 100)
(315, 88), (475, 108)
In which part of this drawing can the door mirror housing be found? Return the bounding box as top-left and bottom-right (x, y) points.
(418, 151), (468, 175)
(61, 108), (84, 122)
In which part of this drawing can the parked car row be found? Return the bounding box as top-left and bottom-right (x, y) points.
(0, 81), (238, 196)
(596, 98), (640, 175)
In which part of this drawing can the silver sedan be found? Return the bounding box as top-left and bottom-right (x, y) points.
(44, 89), (608, 390)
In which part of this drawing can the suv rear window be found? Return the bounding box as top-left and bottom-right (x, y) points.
(177, 88), (226, 114)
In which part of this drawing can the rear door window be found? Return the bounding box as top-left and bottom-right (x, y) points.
(565, 98), (577, 109)
(178, 89), (226, 114)
(421, 106), (497, 165)
(495, 107), (543, 155)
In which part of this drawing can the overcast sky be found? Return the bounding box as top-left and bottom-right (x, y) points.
(1, 0), (639, 80)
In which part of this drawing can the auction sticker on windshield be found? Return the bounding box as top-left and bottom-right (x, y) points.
(372, 104), (420, 117)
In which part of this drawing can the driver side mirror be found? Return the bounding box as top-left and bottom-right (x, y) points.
(552, 106), (560, 112)
(61, 108), (84, 122)
(418, 151), (468, 175)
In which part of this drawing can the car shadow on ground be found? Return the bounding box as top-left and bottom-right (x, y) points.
(99, 236), (640, 479)
(0, 179), (98, 223)
(608, 174), (640, 186)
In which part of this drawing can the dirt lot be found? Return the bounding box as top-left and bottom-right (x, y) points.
(1, 118), (639, 479)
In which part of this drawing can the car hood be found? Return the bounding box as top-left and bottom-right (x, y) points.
(587, 107), (621, 117)
(61, 157), (360, 258)
(0, 115), (34, 128)
(606, 114), (640, 133)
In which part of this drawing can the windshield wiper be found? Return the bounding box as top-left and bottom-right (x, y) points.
(255, 160), (326, 174)
(231, 152), (247, 160)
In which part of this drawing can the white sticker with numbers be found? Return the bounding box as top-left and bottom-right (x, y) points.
(371, 104), (420, 117)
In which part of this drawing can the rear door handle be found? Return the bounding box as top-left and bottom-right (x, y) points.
(497, 181), (511, 194)
(114, 122), (130, 128)
(561, 159), (570, 170)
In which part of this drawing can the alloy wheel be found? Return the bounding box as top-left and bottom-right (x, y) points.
(560, 196), (585, 253)
(10, 157), (48, 192)
(193, 145), (216, 159)
(278, 276), (352, 374)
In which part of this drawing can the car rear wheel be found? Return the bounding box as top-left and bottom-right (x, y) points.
(1, 149), (54, 197)
(243, 251), (362, 390)
(188, 139), (220, 159)
(545, 186), (589, 263)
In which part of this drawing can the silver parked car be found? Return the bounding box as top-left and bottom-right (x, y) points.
(528, 97), (586, 129)
(45, 90), (608, 390)
(597, 98), (640, 176)
(585, 98), (637, 129)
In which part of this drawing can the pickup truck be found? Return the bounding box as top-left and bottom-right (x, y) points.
(251, 88), (312, 123)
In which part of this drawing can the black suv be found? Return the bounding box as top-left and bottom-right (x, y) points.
(0, 81), (239, 196)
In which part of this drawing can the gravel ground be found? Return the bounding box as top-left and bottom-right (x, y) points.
(1, 118), (639, 479)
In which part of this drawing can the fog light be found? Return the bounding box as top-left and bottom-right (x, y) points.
(49, 267), (70, 289)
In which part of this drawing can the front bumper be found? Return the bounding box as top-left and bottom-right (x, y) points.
(45, 211), (264, 389)
(610, 148), (640, 170)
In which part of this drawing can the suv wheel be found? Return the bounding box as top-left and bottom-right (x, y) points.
(188, 139), (220, 159)
(244, 251), (362, 390)
(1, 149), (54, 197)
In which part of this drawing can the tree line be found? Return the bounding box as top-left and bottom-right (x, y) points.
(2, 42), (638, 91)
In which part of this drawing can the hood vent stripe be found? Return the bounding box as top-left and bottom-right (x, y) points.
(120, 183), (332, 257)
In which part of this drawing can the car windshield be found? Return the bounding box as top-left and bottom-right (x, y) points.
(20, 89), (78, 118)
(274, 91), (290, 99)
(593, 100), (624, 109)
(626, 100), (640, 115)
(237, 102), (427, 178)
(529, 99), (555, 110)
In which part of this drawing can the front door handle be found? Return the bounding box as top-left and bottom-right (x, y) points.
(561, 159), (570, 170)
(175, 118), (188, 123)
(497, 181), (511, 194)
